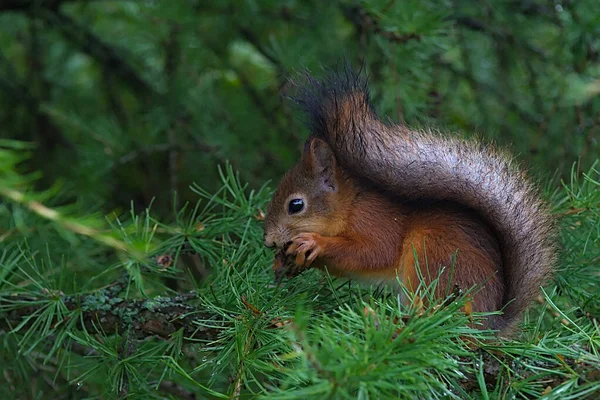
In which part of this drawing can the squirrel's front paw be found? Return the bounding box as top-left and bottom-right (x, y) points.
(286, 232), (325, 267)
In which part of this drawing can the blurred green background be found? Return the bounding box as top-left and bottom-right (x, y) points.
(1, 0), (599, 216)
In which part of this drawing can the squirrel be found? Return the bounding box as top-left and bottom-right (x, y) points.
(263, 66), (557, 336)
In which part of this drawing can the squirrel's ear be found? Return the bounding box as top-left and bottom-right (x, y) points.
(302, 137), (337, 192)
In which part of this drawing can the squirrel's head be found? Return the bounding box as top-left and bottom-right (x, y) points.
(263, 137), (355, 249)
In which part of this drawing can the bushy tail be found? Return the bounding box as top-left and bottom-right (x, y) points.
(293, 66), (558, 334)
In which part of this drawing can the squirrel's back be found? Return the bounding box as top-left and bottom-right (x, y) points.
(292, 66), (558, 335)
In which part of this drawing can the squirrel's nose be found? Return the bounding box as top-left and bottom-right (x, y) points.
(263, 233), (276, 248)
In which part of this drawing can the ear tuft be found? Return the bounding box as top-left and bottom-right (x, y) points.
(302, 137), (337, 192)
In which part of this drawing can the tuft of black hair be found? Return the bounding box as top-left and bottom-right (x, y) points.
(288, 61), (378, 145)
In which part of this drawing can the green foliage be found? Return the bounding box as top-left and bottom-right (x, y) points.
(1, 1), (600, 399)
(1, 137), (600, 397)
(0, 0), (598, 212)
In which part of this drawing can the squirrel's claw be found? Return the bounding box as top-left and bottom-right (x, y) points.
(287, 232), (323, 267)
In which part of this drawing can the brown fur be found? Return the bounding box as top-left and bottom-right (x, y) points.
(265, 138), (507, 328)
(399, 208), (504, 314)
(285, 67), (558, 336)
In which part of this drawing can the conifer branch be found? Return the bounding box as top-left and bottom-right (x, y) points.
(0, 290), (224, 342)
(453, 15), (547, 59)
(0, 187), (133, 254)
(39, 10), (154, 95)
(341, 5), (422, 44)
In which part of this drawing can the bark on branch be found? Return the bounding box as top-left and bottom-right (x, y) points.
(0, 290), (224, 342)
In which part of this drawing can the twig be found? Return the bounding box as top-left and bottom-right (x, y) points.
(118, 332), (136, 398)
(116, 142), (216, 166)
(231, 358), (244, 400)
(0, 290), (224, 342)
(0, 186), (132, 254)
(559, 207), (588, 217)
(341, 5), (421, 45)
(103, 68), (130, 128)
(0, 48), (73, 151)
(165, 23), (181, 210)
(39, 10), (154, 96)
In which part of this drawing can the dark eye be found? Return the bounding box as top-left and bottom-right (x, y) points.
(288, 198), (304, 214)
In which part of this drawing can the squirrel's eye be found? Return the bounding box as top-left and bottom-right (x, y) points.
(288, 199), (304, 214)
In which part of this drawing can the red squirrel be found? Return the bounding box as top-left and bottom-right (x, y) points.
(263, 67), (557, 335)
